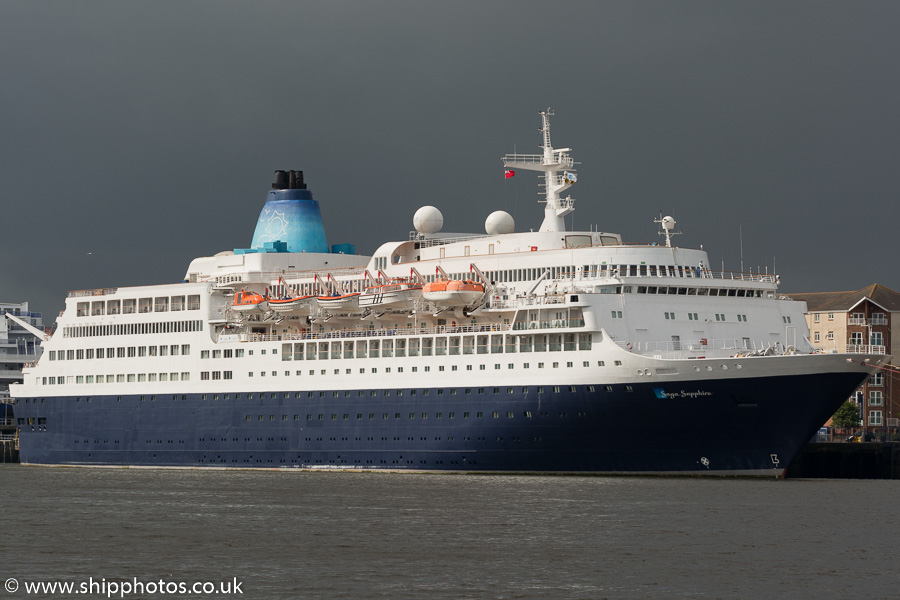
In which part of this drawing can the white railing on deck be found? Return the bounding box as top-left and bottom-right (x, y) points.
(489, 295), (567, 309)
(502, 152), (574, 169)
(616, 338), (788, 354)
(237, 322), (512, 344)
(588, 269), (776, 283)
(67, 288), (118, 298)
(409, 232), (489, 247)
(843, 344), (886, 354)
(810, 345), (887, 355)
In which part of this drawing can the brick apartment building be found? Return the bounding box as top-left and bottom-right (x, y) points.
(788, 284), (900, 438)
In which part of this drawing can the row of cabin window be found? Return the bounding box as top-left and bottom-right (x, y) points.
(249, 409), (542, 422)
(63, 320), (203, 338)
(43, 357), (615, 387)
(633, 285), (765, 297)
(200, 371), (233, 381)
(48, 345), (191, 361)
(255, 359), (617, 378)
(241, 384), (618, 413)
(483, 265), (717, 282)
(661, 313), (748, 322)
(41, 373), (192, 385)
(200, 349), (246, 359)
(279, 334), (592, 360)
(23, 379), (627, 405)
(25, 380), (634, 404)
(37, 359), (603, 387)
(488, 264), (710, 283)
(75, 295), (201, 317)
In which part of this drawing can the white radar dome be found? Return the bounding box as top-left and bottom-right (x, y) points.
(662, 216), (676, 231)
(485, 211), (515, 235)
(413, 206), (443, 235)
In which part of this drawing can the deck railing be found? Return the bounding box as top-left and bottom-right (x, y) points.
(512, 318), (585, 331)
(67, 288), (118, 298)
(240, 322), (512, 343)
(842, 344), (886, 355)
(616, 338), (771, 354)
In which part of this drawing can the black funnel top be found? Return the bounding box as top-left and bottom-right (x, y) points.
(272, 170), (307, 190)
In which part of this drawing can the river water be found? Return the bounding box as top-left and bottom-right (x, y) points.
(1, 465), (897, 599)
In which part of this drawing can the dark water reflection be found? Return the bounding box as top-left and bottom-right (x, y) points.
(2, 466), (897, 599)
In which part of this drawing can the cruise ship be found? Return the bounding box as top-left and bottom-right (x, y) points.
(10, 110), (887, 476)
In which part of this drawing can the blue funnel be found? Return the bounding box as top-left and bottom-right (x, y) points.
(248, 170), (329, 253)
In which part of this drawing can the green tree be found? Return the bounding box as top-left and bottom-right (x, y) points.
(832, 400), (861, 435)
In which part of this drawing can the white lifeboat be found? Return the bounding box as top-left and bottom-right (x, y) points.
(422, 279), (484, 306)
(317, 292), (362, 314)
(359, 279), (423, 309)
(269, 294), (316, 315)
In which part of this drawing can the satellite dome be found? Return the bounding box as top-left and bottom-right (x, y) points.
(485, 211), (515, 235)
(662, 216), (676, 231)
(413, 206), (443, 235)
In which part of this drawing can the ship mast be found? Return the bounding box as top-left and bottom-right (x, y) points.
(502, 108), (577, 232)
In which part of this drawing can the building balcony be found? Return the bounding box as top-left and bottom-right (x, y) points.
(844, 344), (886, 355)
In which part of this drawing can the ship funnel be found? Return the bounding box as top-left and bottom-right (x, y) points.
(249, 169), (328, 253)
(272, 170), (307, 190)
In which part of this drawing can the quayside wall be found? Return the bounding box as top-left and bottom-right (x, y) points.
(786, 442), (900, 479)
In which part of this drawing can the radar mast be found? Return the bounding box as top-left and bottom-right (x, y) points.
(654, 214), (681, 248)
(502, 109), (577, 232)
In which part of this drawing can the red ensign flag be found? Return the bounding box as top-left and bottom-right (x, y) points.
(504, 170), (515, 179)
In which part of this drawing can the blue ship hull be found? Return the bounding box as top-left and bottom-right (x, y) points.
(13, 370), (867, 475)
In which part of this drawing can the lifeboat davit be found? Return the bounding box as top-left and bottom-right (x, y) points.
(422, 279), (484, 306)
(233, 289), (268, 313)
(359, 279), (423, 309)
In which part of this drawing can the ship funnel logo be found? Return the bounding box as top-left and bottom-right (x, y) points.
(259, 208), (289, 242)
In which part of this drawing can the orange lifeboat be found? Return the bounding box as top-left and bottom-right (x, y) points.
(232, 289), (269, 313)
(422, 279), (485, 306)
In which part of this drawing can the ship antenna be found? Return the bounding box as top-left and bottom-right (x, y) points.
(654, 213), (681, 248)
(502, 108), (576, 232)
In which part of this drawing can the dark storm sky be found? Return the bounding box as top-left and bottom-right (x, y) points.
(2, 1), (898, 319)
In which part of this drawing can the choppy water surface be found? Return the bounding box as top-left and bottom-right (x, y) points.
(2, 465), (897, 599)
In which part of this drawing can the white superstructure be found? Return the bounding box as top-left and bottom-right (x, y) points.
(10, 110), (887, 475)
